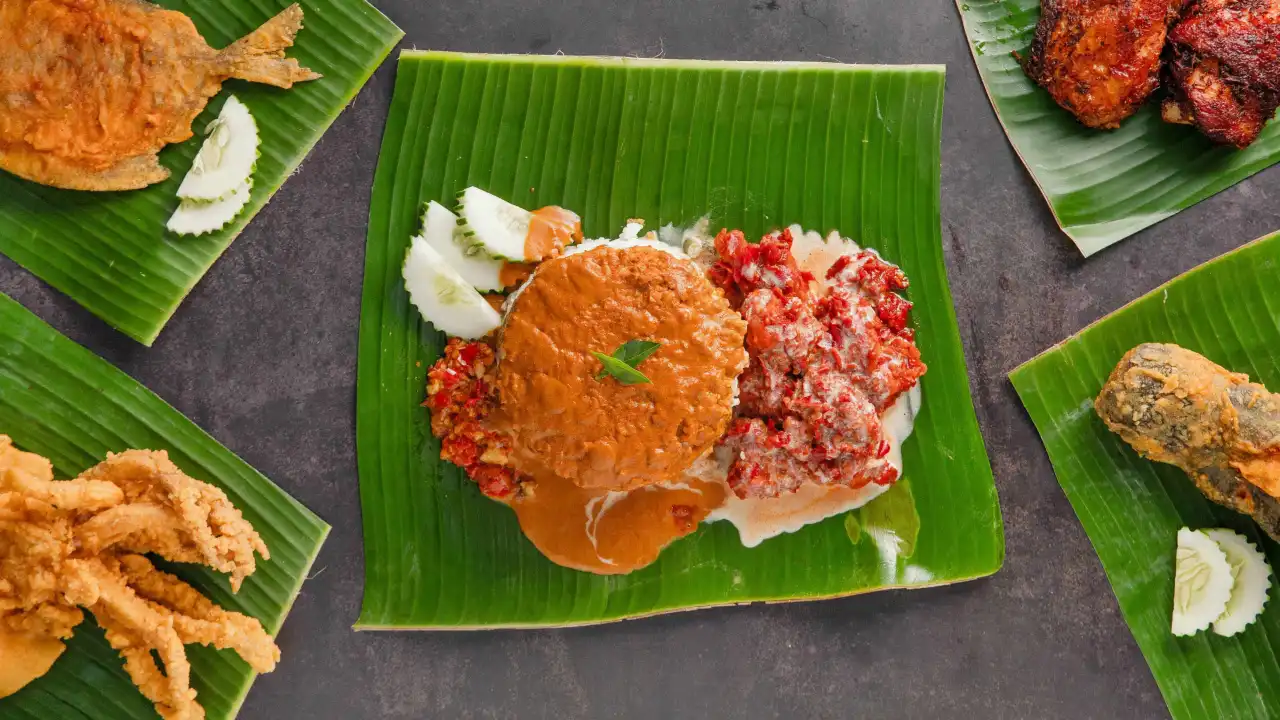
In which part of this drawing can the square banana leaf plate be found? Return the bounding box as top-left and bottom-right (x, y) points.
(0, 0), (402, 345)
(0, 292), (329, 720)
(956, 0), (1280, 256)
(355, 52), (1004, 629)
(1011, 230), (1280, 719)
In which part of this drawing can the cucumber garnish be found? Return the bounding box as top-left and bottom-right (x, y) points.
(1205, 528), (1273, 637)
(166, 179), (253, 237)
(421, 201), (504, 292)
(1172, 527), (1235, 637)
(455, 186), (534, 262)
(402, 236), (501, 339)
(177, 96), (260, 202)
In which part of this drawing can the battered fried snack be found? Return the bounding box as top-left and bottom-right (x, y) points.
(0, 0), (320, 191)
(1095, 343), (1280, 541)
(76, 449), (269, 592)
(0, 436), (278, 720)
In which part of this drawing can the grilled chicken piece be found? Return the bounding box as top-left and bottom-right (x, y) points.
(1163, 0), (1280, 148)
(1095, 344), (1280, 542)
(1022, 0), (1186, 128)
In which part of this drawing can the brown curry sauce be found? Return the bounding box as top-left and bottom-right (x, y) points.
(509, 475), (727, 574)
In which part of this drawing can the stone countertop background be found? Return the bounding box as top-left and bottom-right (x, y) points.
(5, 0), (1279, 717)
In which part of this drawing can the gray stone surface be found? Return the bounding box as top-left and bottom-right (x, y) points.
(5, 0), (1278, 717)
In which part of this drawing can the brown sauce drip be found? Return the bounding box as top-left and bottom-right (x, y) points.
(510, 474), (726, 574)
(498, 262), (534, 289)
(524, 206), (582, 261)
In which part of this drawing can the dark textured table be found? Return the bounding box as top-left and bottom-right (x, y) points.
(5, 1), (1279, 717)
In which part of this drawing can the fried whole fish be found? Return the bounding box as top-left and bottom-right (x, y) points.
(1095, 343), (1280, 541)
(0, 0), (320, 192)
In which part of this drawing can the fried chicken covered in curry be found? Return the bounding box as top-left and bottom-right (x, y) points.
(1096, 344), (1280, 541)
(0, 437), (278, 720)
(1162, 0), (1280, 148)
(1022, 0), (1186, 129)
(0, 0), (319, 191)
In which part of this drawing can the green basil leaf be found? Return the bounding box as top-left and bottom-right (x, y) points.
(595, 340), (661, 379)
(592, 351), (652, 385)
(613, 339), (661, 366)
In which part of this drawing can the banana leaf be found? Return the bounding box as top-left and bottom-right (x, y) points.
(1010, 231), (1280, 719)
(0, 0), (401, 346)
(0, 292), (329, 719)
(355, 51), (1004, 629)
(956, 0), (1280, 256)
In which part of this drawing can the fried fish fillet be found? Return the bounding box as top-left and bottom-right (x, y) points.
(1095, 344), (1280, 541)
(0, 0), (320, 192)
(1022, 0), (1185, 129)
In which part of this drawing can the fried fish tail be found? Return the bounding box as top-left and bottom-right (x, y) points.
(1095, 343), (1280, 541)
(218, 4), (322, 89)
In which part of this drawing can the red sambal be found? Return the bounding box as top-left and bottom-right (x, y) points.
(709, 228), (927, 499)
(424, 338), (519, 499)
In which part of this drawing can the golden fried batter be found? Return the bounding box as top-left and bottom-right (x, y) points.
(0, 436), (277, 720)
(77, 449), (269, 591)
(1096, 344), (1280, 540)
(0, 0), (320, 191)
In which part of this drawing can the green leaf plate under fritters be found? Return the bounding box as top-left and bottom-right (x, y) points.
(0, 292), (329, 720)
(356, 52), (1004, 629)
(1010, 231), (1280, 719)
(955, 0), (1280, 256)
(0, 0), (402, 346)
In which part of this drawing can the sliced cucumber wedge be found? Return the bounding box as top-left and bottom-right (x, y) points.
(402, 236), (501, 339)
(1172, 527), (1235, 637)
(421, 201), (504, 292)
(177, 96), (260, 202)
(456, 186), (533, 262)
(166, 179), (253, 236)
(1205, 528), (1273, 637)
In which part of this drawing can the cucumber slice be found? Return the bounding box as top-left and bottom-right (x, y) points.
(166, 179), (252, 236)
(455, 187), (533, 261)
(1172, 527), (1235, 637)
(402, 236), (501, 339)
(1205, 529), (1273, 636)
(177, 96), (260, 202)
(420, 201), (504, 292)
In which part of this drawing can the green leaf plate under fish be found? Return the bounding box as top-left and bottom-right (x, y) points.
(955, 0), (1280, 255)
(1010, 230), (1280, 719)
(0, 292), (329, 719)
(355, 51), (1005, 629)
(0, 0), (402, 345)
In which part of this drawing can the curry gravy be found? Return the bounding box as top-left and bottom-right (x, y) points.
(524, 206), (582, 261)
(510, 473), (727, 574)
(491, 245), (747, 490)
(0, 629), (64, 698)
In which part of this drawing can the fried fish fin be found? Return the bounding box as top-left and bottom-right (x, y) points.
(217, 4), (322, 88)
(0, 151), (170, 193)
